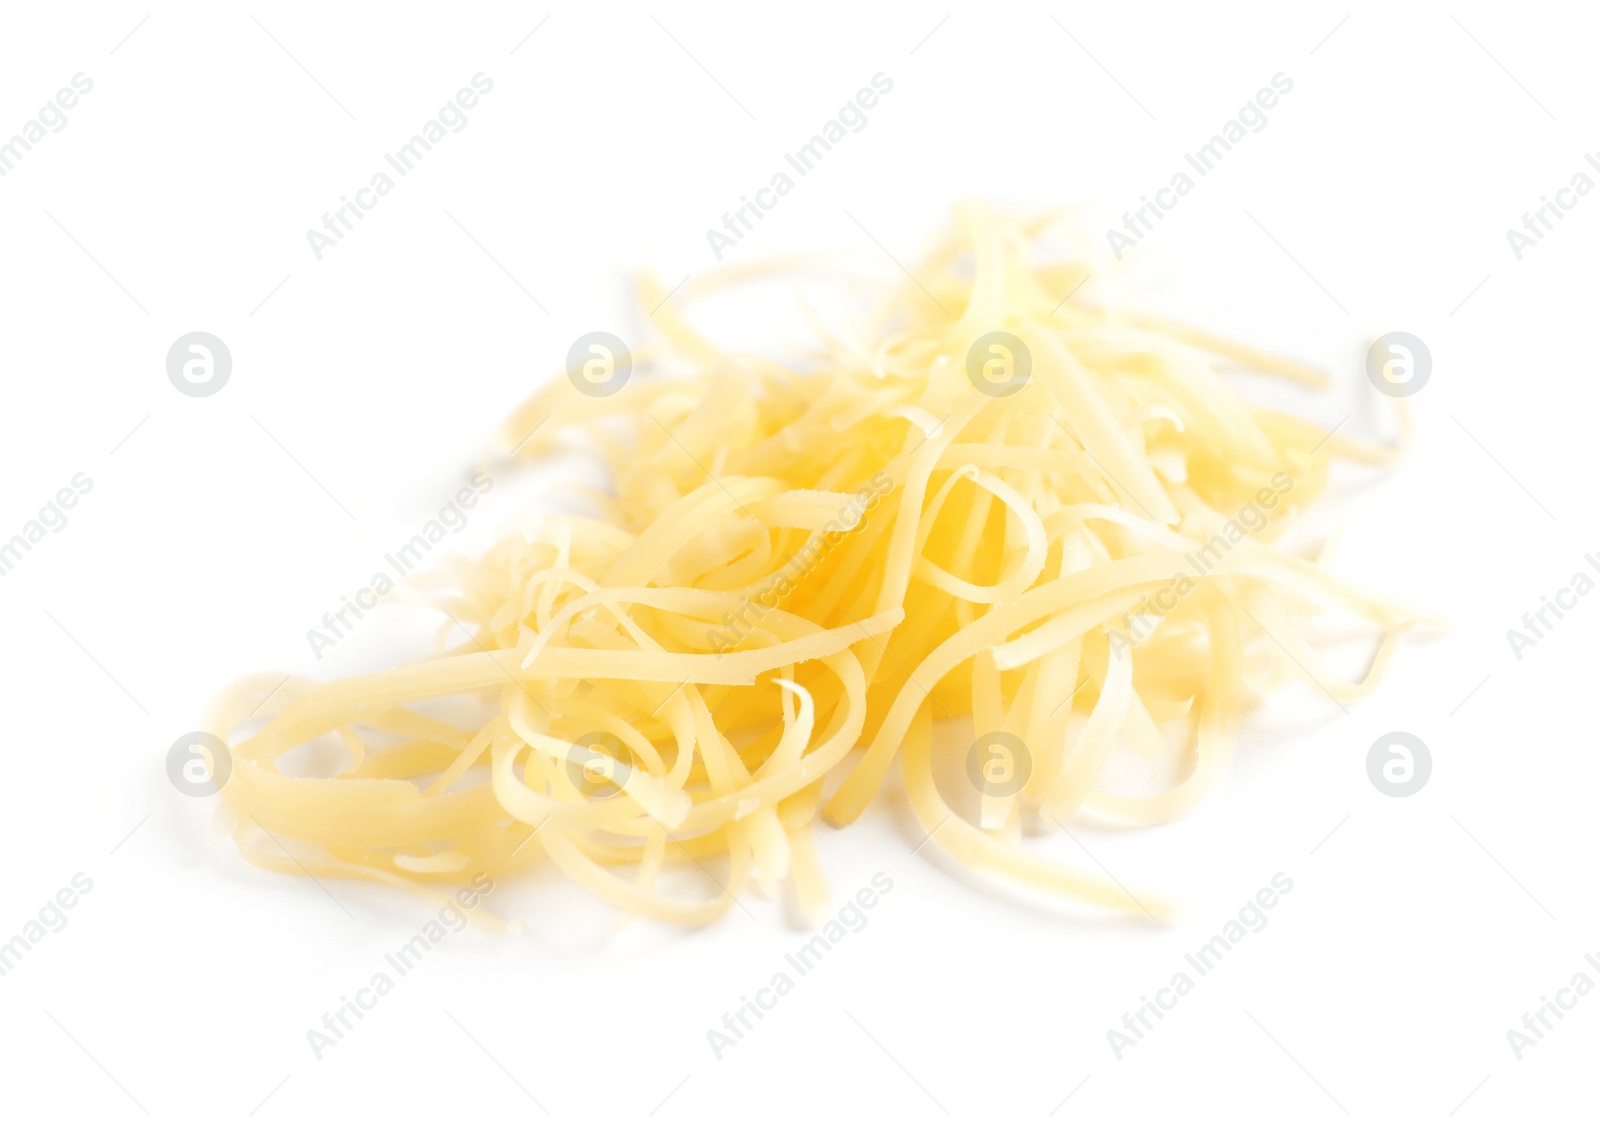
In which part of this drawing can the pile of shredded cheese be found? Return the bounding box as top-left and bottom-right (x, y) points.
(206, 202), (1425, 929)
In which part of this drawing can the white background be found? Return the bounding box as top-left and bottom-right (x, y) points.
(0, 1), (1595, 1126)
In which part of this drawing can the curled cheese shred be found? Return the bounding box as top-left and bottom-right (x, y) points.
(206, 201), (1429, 929)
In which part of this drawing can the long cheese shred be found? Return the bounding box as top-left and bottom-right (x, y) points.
(205, 202), (1429, 929)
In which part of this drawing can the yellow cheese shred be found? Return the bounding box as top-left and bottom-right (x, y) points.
(204, 201), (1430, 929)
